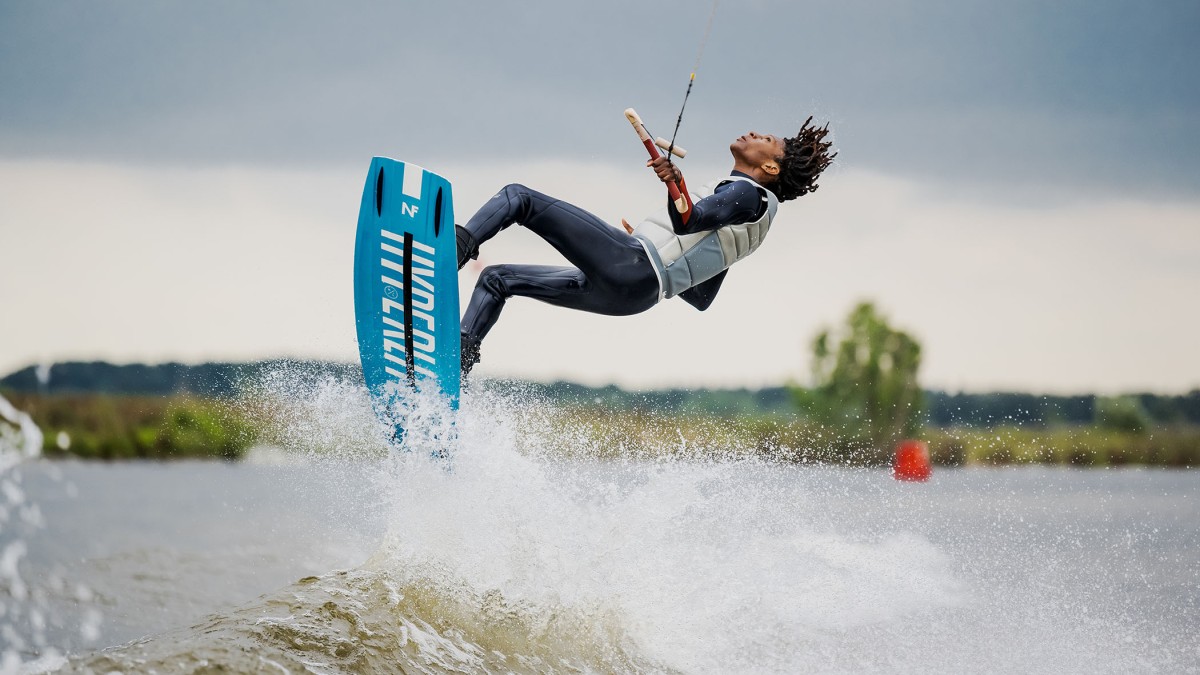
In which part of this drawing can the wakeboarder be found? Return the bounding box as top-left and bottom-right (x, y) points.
(454, 117), (836, 375)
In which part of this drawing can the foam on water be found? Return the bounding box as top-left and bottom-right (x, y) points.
(361, 388), (969, 673)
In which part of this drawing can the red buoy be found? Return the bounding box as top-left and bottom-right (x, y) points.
(893, 439), (932, 481)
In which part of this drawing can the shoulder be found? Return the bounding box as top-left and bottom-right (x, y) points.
(713, 178), (769, 220)
(714, 177), (761, 196)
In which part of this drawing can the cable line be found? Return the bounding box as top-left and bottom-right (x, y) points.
(665, 0), (719, 162)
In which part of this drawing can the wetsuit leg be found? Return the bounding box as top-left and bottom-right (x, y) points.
(464, 183), (637, 275)
(460, 184), (659, 342)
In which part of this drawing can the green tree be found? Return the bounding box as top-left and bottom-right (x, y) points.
(1094, 396), (1149, 433)
(795, 301), (925, 453)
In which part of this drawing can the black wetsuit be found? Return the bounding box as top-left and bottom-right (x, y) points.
(459, 172), (767, 344)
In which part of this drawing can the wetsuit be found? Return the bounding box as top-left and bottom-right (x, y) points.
(459, 171), (769, 347)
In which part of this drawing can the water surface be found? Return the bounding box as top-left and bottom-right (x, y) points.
(2, 383), (1198, 673)
(6, 457), (1197, 674)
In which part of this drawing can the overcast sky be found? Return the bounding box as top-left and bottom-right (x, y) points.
(2, 0), (1198, 393)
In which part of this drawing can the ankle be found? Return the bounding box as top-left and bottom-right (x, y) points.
(456, 225), (479, 270)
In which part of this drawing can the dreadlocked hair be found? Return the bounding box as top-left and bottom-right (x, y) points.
(771, 116), (836, 202)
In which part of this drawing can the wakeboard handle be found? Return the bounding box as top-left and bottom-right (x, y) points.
(654, 137), (688, 159)
(624, 108), (691, 218)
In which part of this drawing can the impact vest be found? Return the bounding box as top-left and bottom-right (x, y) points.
(633, 176), (778, 299)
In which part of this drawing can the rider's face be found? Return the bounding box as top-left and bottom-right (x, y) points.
(731, 132), (785, 171)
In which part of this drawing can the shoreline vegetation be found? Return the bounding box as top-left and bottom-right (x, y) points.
(544, 406), (1200, 468)
(2, 385), (1197, 468)
(3, 393), (256, 461)
(5, 300), (1198, 466)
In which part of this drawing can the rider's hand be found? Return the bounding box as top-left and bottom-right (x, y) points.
(647, 156), (682, 184)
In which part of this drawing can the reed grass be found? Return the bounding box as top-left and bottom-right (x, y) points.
(4, 392), (256, 460)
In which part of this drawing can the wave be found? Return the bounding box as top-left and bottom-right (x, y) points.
(68, 565), (669, 674)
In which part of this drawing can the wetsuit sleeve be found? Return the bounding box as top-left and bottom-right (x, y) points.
(678, 269), (728, 311)
(668, 180), (765, 235)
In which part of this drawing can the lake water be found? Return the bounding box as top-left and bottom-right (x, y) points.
(1, 387), (1198, 674)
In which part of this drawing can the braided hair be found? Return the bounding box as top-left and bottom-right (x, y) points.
(770, 117), (836, 202)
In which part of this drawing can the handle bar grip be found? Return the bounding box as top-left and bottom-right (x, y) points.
(624, 108), (688, 212)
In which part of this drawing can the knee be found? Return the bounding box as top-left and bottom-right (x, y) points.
(491, 183), (531, 207)
(477, 265), (509, 296)
(497, 183), (541, 217)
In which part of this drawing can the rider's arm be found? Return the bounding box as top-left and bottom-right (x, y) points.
(668, 180), (764, 235)
(647, 157), (765, 235)
(648, 156), (693, 230)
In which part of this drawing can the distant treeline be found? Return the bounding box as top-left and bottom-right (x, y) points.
(3, 360), (1200, 429)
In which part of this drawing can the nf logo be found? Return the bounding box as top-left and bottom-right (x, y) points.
(401, 202), (420, 218)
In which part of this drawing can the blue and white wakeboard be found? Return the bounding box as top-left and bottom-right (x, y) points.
(354, 158), (460, 442)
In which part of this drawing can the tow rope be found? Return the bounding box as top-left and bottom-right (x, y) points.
(665, 0), (719, 162)
(623, 1), (720, 225)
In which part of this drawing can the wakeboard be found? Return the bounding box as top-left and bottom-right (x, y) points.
(353, 158), (460, 442)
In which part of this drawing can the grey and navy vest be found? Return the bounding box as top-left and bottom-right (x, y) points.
(633, 176), (778, 299)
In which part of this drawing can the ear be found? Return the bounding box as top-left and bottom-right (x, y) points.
(761, 161), (781, 177)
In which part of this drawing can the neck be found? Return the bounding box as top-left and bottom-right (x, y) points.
(730, 162), (772, 185)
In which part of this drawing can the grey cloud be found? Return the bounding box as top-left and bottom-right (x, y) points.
(2, 0), (1198, 197)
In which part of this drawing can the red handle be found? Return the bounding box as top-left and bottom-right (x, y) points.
(624, 108), (689, 216)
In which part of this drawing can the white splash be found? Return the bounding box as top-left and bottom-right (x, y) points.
(370, 389), (968, 673)
(0, 393), (46, 674)
(0, 395), (41, 474)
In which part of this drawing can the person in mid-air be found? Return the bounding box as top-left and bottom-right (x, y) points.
(454, 117), (836, 375)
